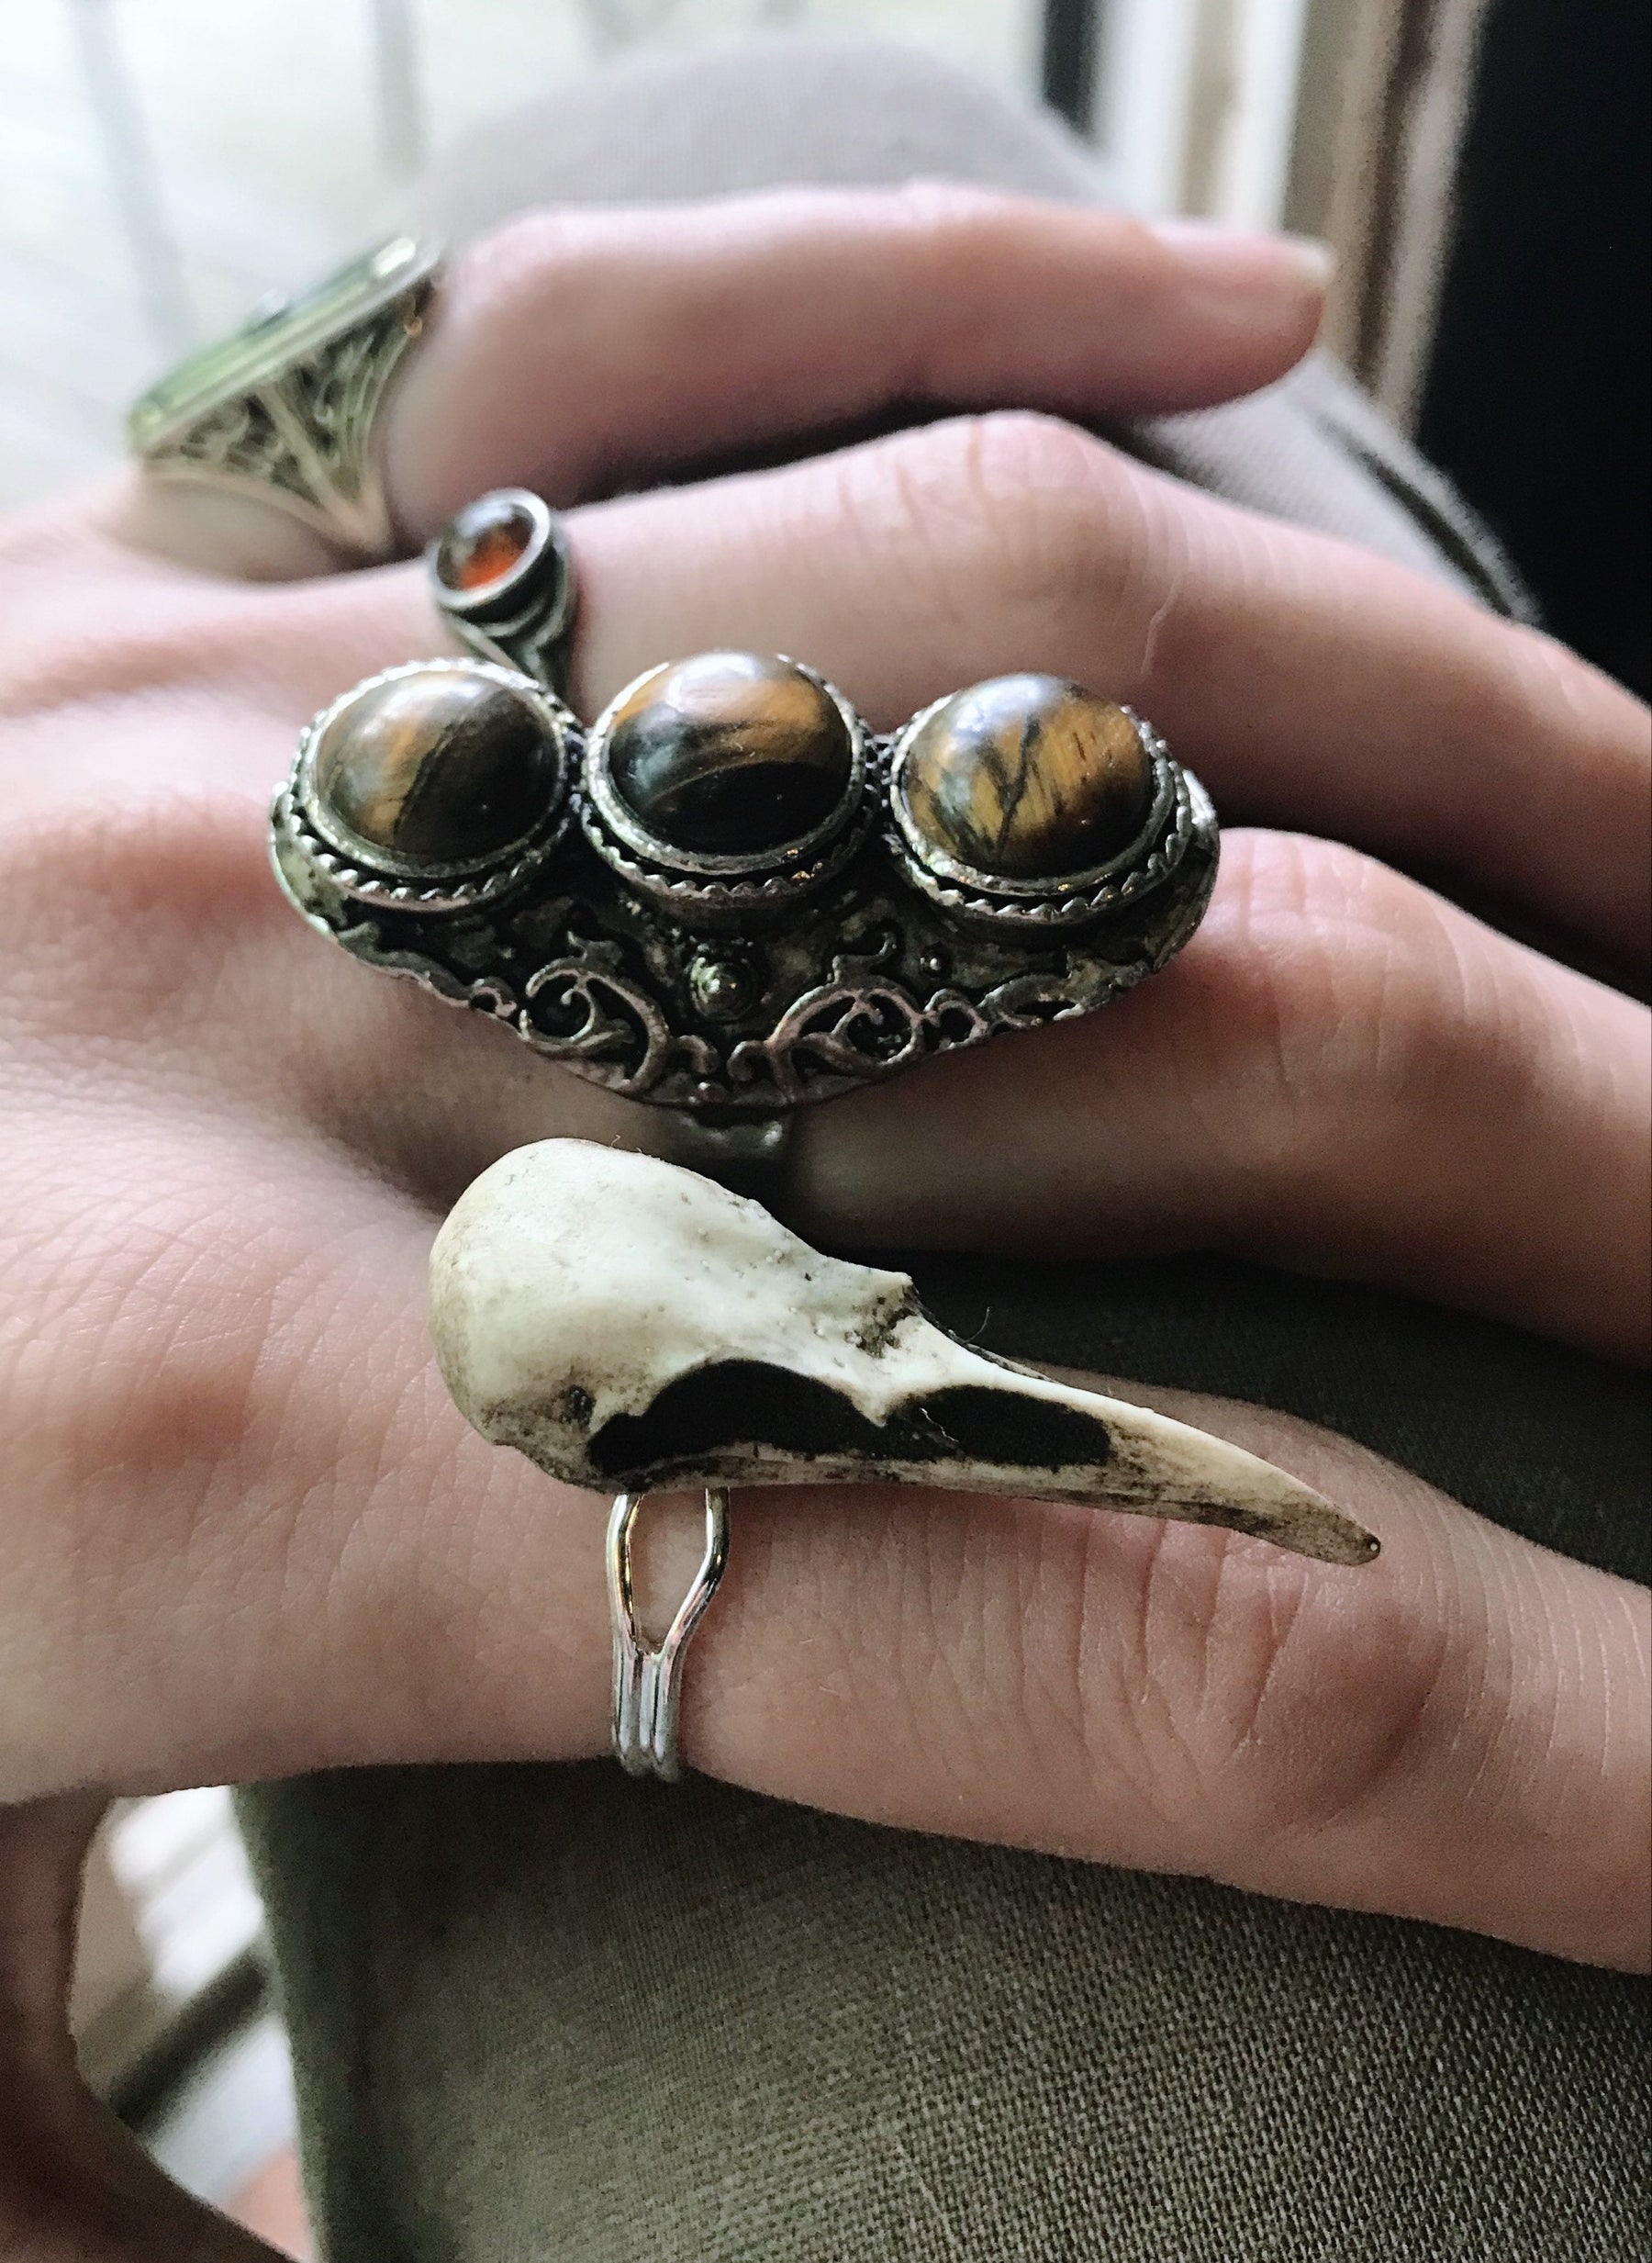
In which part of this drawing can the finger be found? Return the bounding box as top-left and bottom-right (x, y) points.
(292, 410), (1650, 966)
(51, 385), (1652, 964)
(380, 192), (1331, 531)
(696, 1374), (1651, 1973)
(1, 669), (1643, 1361)
(292, 826), (1646, 1365)
(99, 185), (1331, 577)
(0, 846), (1641, 1966)
(788, 829), (1651, 1367)
(5, 1120), (1644, 1977)
(568, 418), (1649, 965)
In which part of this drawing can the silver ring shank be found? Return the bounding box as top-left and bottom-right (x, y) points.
(127, 237), (441, 560)
(607, 1488), (731, 1781)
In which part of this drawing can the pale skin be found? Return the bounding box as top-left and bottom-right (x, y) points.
(0, 187), (1646, 2257)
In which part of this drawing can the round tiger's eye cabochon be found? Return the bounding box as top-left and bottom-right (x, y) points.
(901, 675), (1154, 880)
(605, 652), (854, 857)
(310, 667), (562, 867)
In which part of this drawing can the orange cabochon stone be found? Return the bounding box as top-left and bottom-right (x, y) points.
(435, 494), (537, 595)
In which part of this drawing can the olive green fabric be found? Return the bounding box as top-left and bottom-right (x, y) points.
(237, 40), (1648, 2262)
(239, 1255), (1650, 2263)
(243, 1769), (1646, 2263)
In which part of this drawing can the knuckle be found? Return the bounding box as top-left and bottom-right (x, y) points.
(953, 403), (1107, 512)
(1207, 833), (1477, 1182)
(1081, 1497), (1447, 1855)
(883, 176), (1021, 260)
(0, 491), (298, 723)
(451, 207), (590, 319)
(0, 786), (269, 1048)
(1475, 614), (1627, 774)
(0, 578), (273, 722)
(1200, 1556), (1446, 1846)
(869, 409), (1131, 644)
(888, 174), (1010, 223)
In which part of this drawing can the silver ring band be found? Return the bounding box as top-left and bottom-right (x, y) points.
(607, 1487), (731, 1781)
(651, 1113), (794, 1212)
(128, 235), (441, 560)
(427, 488), (579, 699)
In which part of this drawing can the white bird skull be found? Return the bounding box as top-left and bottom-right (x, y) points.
(430, 1140), (1378, 1567)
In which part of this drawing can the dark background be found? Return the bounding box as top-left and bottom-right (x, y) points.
(1419, 0), (1651, 697)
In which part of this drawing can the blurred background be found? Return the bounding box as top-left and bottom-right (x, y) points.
(0, 0), (1496, 510)
(4, 0), (1643, 2253)
(7, 0), (1645, 692)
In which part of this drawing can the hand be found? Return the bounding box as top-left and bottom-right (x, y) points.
(0, 187), (1646, 2257)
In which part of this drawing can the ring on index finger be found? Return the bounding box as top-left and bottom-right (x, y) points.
(127, 236), (442, 561)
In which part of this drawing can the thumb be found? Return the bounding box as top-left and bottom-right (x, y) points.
(0, 1796), (287, 2260)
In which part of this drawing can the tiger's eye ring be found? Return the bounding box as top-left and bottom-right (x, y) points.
(273, 551), (1217, 1121)
(887, 675), (1189, 929)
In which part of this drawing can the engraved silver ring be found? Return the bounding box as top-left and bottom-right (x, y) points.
(273, 491), (1220, 1131)
(128, 234), (442, 560)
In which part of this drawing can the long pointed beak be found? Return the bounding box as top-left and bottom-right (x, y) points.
(430, 1140), (1379, 1569)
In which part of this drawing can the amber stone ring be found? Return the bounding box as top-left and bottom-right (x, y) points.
(428, 487), (578, 696)
(272, 613), (1217, 1124)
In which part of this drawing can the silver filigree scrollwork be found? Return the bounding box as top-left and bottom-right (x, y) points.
(151, 302), (418, 554)
(334, 925), (520, 1025)
(728, 978), (974, 1105)
(272, 660), (1220, 1118)
(129, 238), (441, 558)
(520, 959), (719, 1101)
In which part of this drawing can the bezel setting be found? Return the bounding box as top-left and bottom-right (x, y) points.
(428, 488), (578, 691)
(578, 655), (878, 924)
(885, 700), (1191, 929)
(275, 657), (577, 916)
